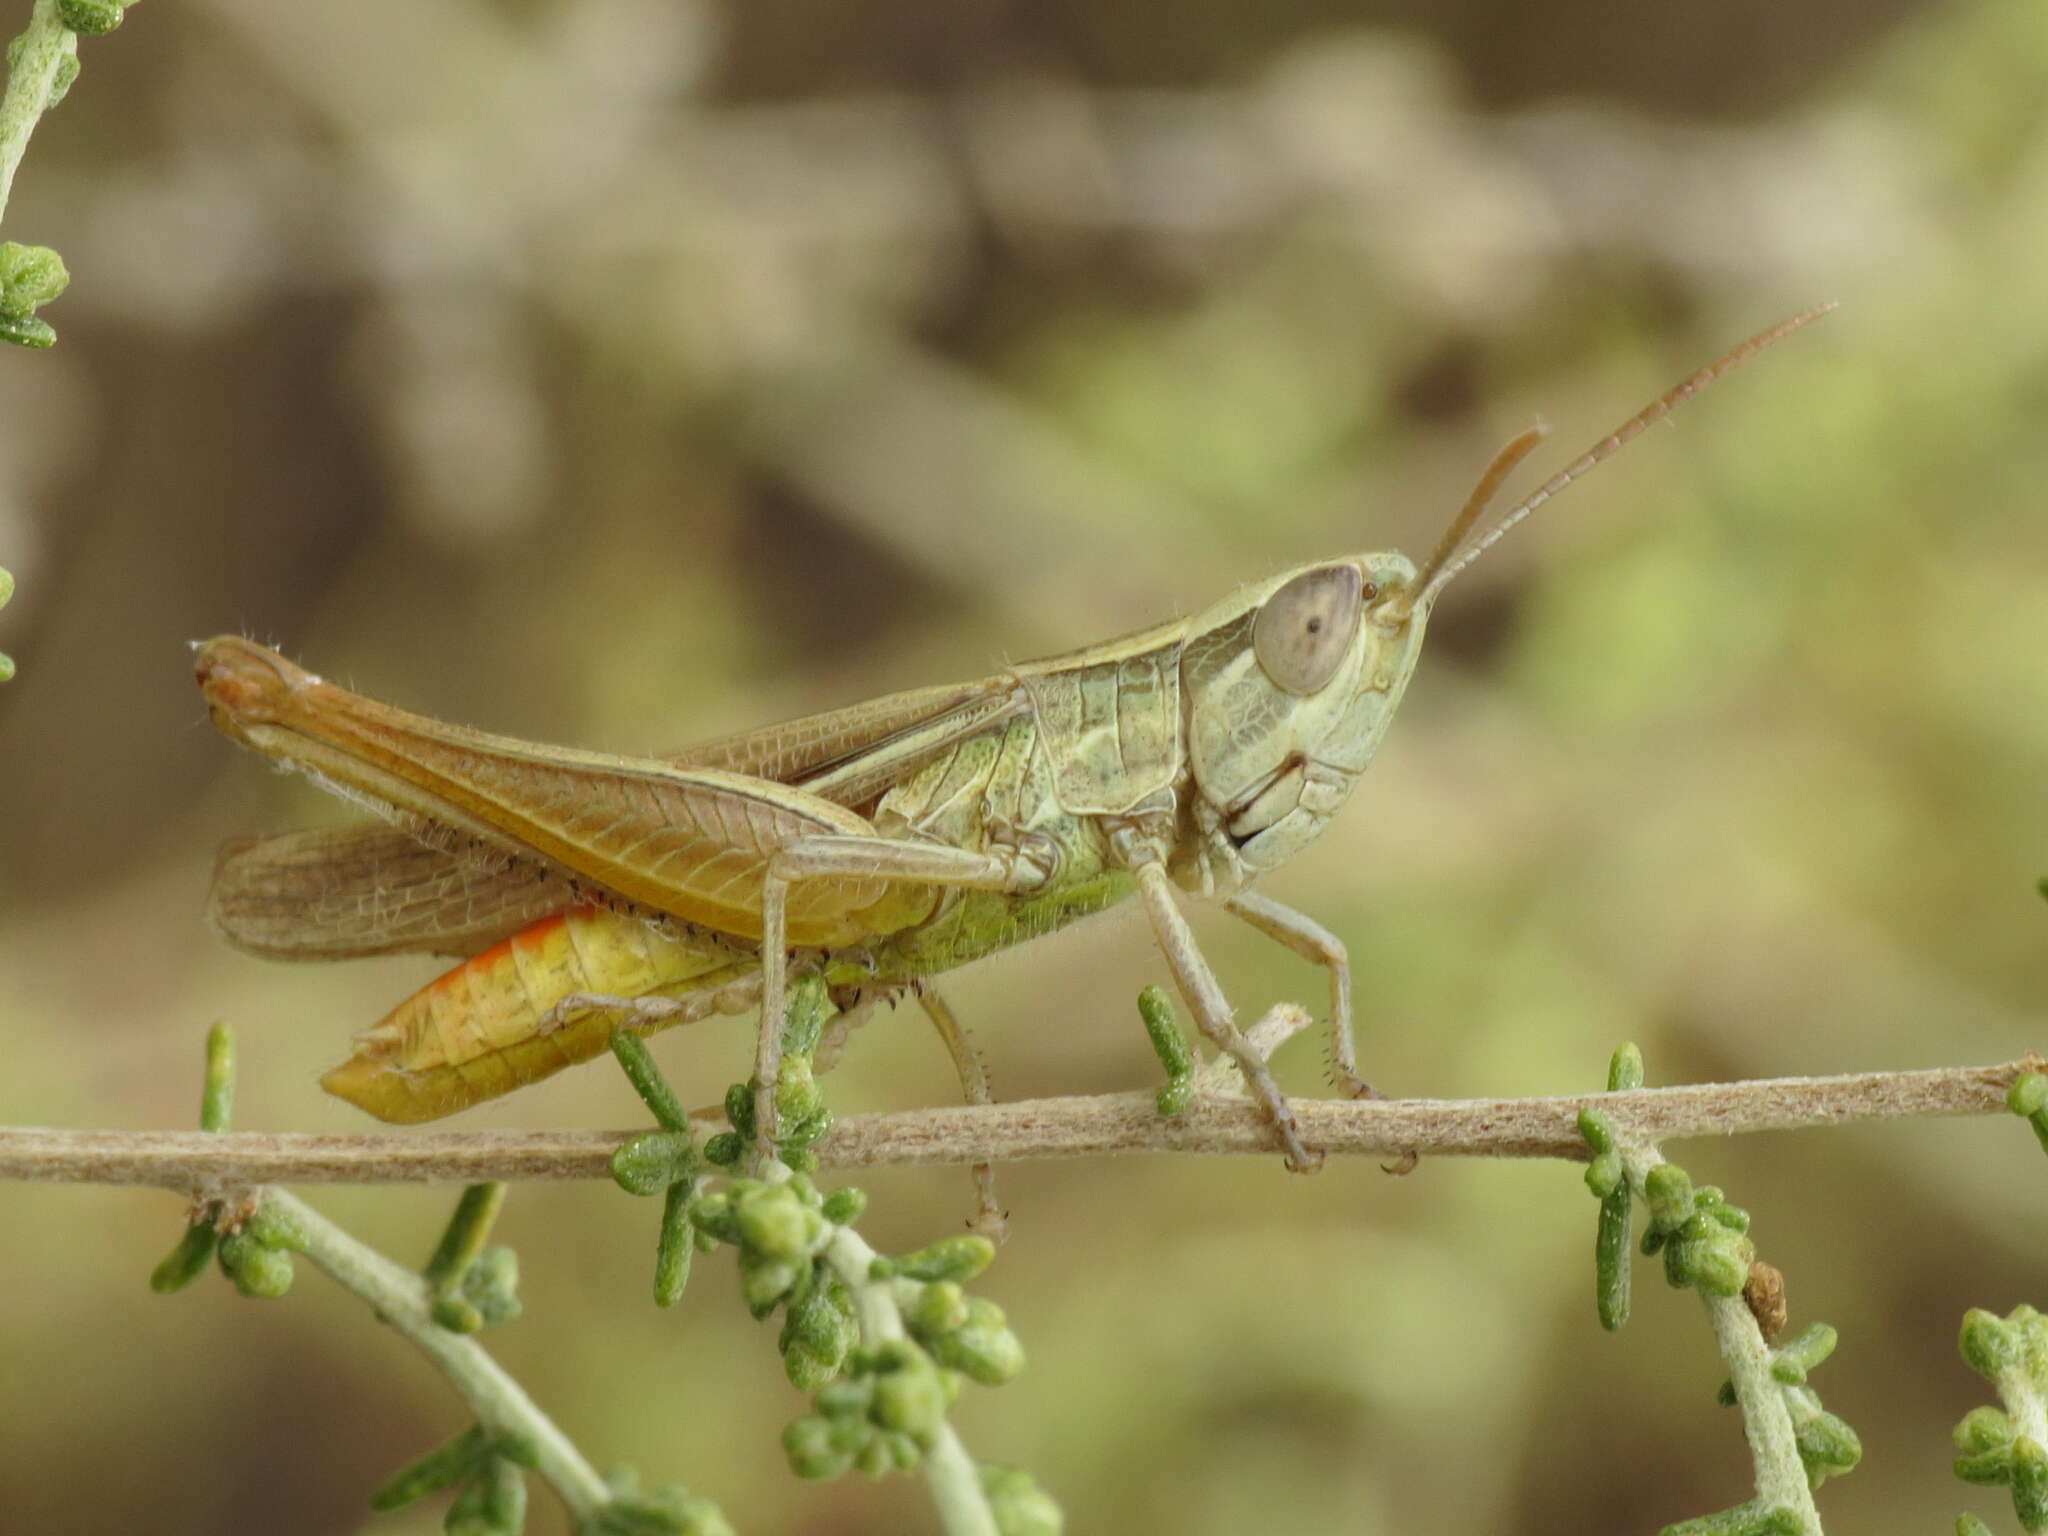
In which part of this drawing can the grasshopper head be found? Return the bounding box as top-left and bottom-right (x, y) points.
(1178, 304), (1836, 889)
(1180, 425), (1557, 885)
(1179, 548), (1435, 885)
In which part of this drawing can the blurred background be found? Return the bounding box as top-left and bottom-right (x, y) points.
(1, 0), (2045, 1530)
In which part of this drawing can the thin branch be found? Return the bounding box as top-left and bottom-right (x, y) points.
(1703, 1287), (1819, 1533)
(0, 1058), (2028, 1188)
(797, 1166), (999, 1536)
(0, 0), (77, 224)
(262, 1188), (612, 1522)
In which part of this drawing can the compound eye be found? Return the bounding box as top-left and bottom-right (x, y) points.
(1252, 564), (1363, 695)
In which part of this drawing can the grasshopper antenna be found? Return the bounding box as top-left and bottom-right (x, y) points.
(1390, 302), (1838, 620)
(1403, 423), (1550, 607)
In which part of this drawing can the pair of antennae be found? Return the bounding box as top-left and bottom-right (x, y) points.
(1384, 302), (1838, 621)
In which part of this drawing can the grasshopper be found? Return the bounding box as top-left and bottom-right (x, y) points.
(197, 307), (1828, 1173)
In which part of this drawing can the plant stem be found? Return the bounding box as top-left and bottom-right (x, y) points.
(1704, 1289), (1820, 1533)
(818, 1204), (999, 1536)
(0, 1058), (2027, 1186)
(261, 1188), (611, 1523)
(0, 0), (77, 224)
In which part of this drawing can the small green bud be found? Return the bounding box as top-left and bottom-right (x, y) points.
(910, 1281), (971, 1336)
(58, 0), (123, 34)
(217, 1230), (294, 1298)
(1953, 1447), (2016, 1486)
(2009, 1073), (2048, 1117)
(784, 1341), (840, 1393)
(689, 1191), (740, 1245)
(894, 1235), (995, 1283)
(981, 1464), (1065, 1536)
(149, 1219), (218, 1293)
(1770, 1323), (1838, 1383)
(1584, 1151), (1624, 1199)
(854, 1435), (895, 1479)
(739, 1255), (805, 1317)
(815, 1378), (871, 1422)
(774, 1064), (825, 1128)
(782, 1287), (856, 1388)
(871, 1360), (948, 1440)
(2013, 1436), (2048, 1528)
(821, 1187), (867, 1225)
(723, 1080), (756, 1137)
(1643, 1163), (1693, 1226)
(1961, 1310), (2017, 1377)
(462, 1246), (522, 1327)
(783, 1415), (852, 1480)
(1794, 1410), (1862, 1486)
(1606, 1043), (1645, 1092)
(200, 1021), (236, 1133)
(735, 1185), (822, 1261)
(930, 1324), (1026, 1386)
(924, 1300), (1025, 1385)
(1707, 1201), (1751, 1234)
(611, 1131), (693, 1196)
(1957, 1515), (1996, 1536)
(244, 1201), (306, 1252)
(0, 243), (68, 318)
(1955, 1406), (2016, 1453)
(1687, 1244), (1751, 1299)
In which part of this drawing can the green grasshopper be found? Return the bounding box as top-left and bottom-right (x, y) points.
(197, 307), (1828, 1173)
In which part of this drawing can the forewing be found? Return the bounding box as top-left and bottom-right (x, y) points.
(196, 638), (939, 946)
(203, 645), (1023, 958)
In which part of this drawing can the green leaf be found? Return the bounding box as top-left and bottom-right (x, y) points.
(981, 1464), (1065, 1536)
(370, 1426), (492, 1511)
(217, 1230), (294, 1298)
(1607, 1042), (1646, 1092)
(149, 1219), (218, 1294)
(56, 0), (123, 35)
(608, 1029), (690, 1132)
(0, 242), (68, 316)
(200, 1022), (235, 1133)
(893, 1235), (995, 1284)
